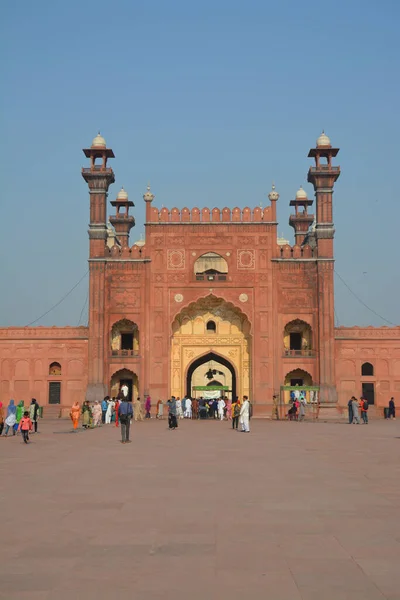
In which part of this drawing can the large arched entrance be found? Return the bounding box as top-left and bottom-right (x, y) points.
(186, 351), (237, 399)
(171, 294), (251, 400)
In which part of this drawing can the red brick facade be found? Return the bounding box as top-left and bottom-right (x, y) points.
(0, 133), (399, 413)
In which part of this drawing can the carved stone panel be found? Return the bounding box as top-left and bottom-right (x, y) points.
(167, 249), (185, 270)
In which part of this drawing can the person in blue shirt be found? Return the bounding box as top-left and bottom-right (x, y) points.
(118, 398), (134, 444)
(101, 396), (109, 425)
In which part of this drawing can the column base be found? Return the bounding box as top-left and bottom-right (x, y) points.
(319, 384), (338, 405)
(86, 383), (107, 402)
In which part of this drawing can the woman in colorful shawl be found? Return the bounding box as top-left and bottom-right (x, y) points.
(82, 401), (92, 429)
(16, 401), (25, 424)
(70, 401), (81, 430)
(4, 399), (17, 436)
(29, 398), (40, 433)
(0, 402), (4, 436)
(92, 401), (102, 427)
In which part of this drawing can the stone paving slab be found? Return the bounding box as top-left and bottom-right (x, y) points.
(1, 418), (400, 599)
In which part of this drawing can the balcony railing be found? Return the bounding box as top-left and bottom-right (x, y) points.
(111, 349), (139, 357)
(195, 273), (227, 282)
(283, 348), (316, 358)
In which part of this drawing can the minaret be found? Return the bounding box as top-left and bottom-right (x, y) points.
(143, 183), (155, 222)
(268, 183), (279, 221)
(289, 186), (314, 245)
(109, 188), (135, 247)
(307, 131), (340, 258)
(82, 133), (115, 257)
(307, 132), (341, 405)
(81, 133), (115, 401)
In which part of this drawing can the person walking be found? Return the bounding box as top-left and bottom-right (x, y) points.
(272, 395), (280, 420)
(70, 401), (81, 431)
(18, 411), (33, 444)
(388, 397), (396, 419)
(105, 398), (114, 424)
(4, 399), (17, 436)
(92, 401), (102, 427)
(156, 399), (164, 419)
(299, 396), (306, 421)
(29, 398), (40, 433)
(218, 397), (225, 421)
(176, 397), (183, 420)
(82, 401), (92, 429)
(360, 397), (369, 424)
(145, 396), (151, 419)
(101, 397), (108, 424)
(114, 397), (120, 427)
(184, 397), (192, 419)
(351, 396), (360, 424)
(118, 397), (134, 444)
(232, 398), (240, 430)
(347, 397), (353, 424)
(167, 397), (178, 430)
(240, 396), (251, 432)
(16, 401), (25, 426)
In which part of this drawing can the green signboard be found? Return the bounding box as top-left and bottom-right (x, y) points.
(193, 386), (230, 391)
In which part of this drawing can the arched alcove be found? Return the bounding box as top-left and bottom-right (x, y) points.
(194, 252), (228, 281)
(111, 319), (139, 355)
(361, 362), (374, 376)
(49, 362), (62, 376)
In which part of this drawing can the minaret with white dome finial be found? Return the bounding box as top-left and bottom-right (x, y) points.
(109, 187), (135, 247)
(81, 132), (116, 402)
(307, 131), (341, 407)
(289, 186), (314, 245)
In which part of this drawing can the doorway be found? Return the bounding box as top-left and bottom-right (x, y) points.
(120, 378), (133, 401)
(48, 381), (61, 404)
(290, 378), (303, 386)
(362, 382), (375, 405)
(186, 352), (236, 399)
(110, 369), (138, 402)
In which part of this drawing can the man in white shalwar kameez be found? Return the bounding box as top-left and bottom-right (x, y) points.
(240, 396), (250, 432)
(217, 398), (225, 420)
(176, 398), (183, 419)
(184, 397), (192, 419)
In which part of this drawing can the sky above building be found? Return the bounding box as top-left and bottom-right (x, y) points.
(1, 0), (399, 327)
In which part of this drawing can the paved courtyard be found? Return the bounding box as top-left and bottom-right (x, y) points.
(1, 416), (400, 600)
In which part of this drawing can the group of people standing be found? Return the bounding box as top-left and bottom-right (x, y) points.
(165, 395), (252, 432)
(347, 396), (369, 424)
(0, 398), (40, 442)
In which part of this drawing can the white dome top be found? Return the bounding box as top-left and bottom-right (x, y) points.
(295, 186), (308, 200)
(143, 184), (154, 202)
(316, 131), (331, 147)
(268, 183), (279, 202)
(91, 133), (106, 149)
(116, 187), (128, 200)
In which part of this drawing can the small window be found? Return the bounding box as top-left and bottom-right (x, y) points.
(121, 333), (134, 350)
(361, 362), (374, 377)
(206, 320), (216, 332)
(49, 362), (62, 376)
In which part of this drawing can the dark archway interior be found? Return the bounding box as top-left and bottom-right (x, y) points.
(186, 352), (236, 399)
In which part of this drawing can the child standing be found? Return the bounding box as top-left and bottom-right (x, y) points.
(18, 411), (33, 444)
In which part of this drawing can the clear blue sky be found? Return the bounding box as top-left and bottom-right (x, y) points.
(1, 0), (399, 327)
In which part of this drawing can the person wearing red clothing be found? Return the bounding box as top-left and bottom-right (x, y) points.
(18, 411), (33, 444)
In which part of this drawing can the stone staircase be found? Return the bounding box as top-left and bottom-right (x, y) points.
(43, 405), (62, 419)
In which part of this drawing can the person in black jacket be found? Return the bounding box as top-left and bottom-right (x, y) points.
(29, 398), (40, 433)
(388, 397), (396, 420)
(347, 398), (353, 424)
(118, 399), (134, 444)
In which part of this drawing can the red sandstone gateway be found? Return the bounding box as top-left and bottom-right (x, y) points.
(0, 132), (399, 417)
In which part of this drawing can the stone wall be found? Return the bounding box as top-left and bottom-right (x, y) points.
(0, 327), (88, 410)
